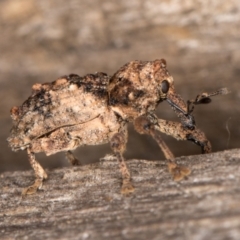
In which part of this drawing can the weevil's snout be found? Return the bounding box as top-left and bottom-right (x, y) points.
(166, 91), (196, 130)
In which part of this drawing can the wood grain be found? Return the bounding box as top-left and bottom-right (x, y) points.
(1, 149), (240, 239)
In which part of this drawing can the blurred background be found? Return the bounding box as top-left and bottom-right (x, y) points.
(1, 0), (239, 172)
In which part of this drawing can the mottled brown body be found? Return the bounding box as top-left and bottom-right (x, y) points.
(8, 59), (226, 195)
(9, 73), (119, 154)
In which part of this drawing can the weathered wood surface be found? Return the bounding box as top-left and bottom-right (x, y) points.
(1, 149), (240, 240)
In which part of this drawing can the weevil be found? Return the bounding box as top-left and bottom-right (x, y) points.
(7, 59), (228, 195)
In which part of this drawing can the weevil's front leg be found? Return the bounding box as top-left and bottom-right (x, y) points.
(155, 120), (211, 180)
(134, 114), (210, 181)
(22, 147), (48, 195)
(65, 151), (80, 166)
(156, 119), (211, 154)
(110, 125), (134, 195)
(147, 123), (191, 181)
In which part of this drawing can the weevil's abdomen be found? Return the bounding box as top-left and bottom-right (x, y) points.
(8, 72), (111, 152)
(29, 109), (121, 155)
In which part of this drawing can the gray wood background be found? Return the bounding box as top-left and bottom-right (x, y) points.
(1, 0), (239, 172)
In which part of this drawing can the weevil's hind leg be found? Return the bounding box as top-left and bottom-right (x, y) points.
(110, 125), (134, 195)
(134, 115), (191, 181)
(22, 147), (48, 195)
(65, 151), (80, 166)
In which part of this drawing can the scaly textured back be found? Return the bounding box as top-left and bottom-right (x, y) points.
(8, 72), (110, 151)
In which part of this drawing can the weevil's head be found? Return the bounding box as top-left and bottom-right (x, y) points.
(108, 59), (196, 128)
(154, 59), (196, 130)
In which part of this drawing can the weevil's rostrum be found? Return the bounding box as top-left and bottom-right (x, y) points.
(8, 59), (228, 195)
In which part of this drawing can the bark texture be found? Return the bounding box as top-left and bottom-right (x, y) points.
(1, 149), (240, 240)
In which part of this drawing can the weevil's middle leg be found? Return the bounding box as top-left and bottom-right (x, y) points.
(110, 125), (134, 195)
(22, 147), (48, 195)
(65, 151), (80, 166)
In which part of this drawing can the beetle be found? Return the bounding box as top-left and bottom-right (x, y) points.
(7, 59), (228, 195)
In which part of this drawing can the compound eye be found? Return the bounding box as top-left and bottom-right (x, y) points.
(161, 80), (169, 94)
